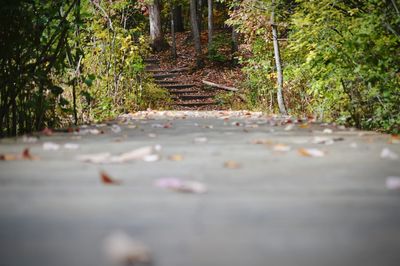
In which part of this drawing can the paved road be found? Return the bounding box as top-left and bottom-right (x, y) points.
(1, 111), (399, 266)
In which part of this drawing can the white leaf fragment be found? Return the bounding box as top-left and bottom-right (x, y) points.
(77, 146), (159, 164)
(64, 143), (79, 150)
(43, 142), (60, 151)
(386, 176), (400, 190)
(380, 148), (399, 160)
(103, 231), (151, 265)
(155, 178), (207, 194)
(194, 137), (208, 143)
(111, 124), (122, 134)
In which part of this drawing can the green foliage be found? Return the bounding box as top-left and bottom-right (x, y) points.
(225, 0), (400, 132)
(207, 33), (231, 63)
(0, 0), (169, 136)
(287, 0), (400, 131)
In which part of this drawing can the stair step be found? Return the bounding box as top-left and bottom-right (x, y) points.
(152, 73), (179, 79)
(173, 101), (217, 106)
(144, 58), (159, 64)
(145, 65), (160, 70)
(172, 94), (214, 100)
(163, 84), (196, 89)
(147, 67), (190, 73)
(168, 89), (200, 94)
(155, 80), (179, 85)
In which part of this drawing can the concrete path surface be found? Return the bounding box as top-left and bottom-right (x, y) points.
(0, 110), (399, 266)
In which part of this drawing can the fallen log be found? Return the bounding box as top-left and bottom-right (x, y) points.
(202, 80), (238, 92)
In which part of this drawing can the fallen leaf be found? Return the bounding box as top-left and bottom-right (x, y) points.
(64, 143), (79, 150)
(100, 171), (121, 185)
(312, 137), (334, 145)
(112, 146), (154, 163)
(323, 128), (333, 134)
(22, 136), (38, 143)
(224, 160), (241, 169)
(22, 148), (39, 160)
(273, 144), (291, 152)
(194, 137), (208, 143)
(143, 154), (160, 162)
(103, 231), (151, 265)
(284, 124), (294, 131)
(349, 142), (358, 148)
(111, 124), (122, 134)
(380, 148), (399, 160)
(163, 123), (173, 128)
(298, 123), (310, 129)
(155, 178), (207, 194)
(43, 142), (60, 151)
(389, 135), (400, 144)
(89, 129), (101, 135)
(386, 176), (400, 190)
(251, 139), (273, 145)
(298, 148), (325, 157)
(42, 128), (53, 136)
(77, 152), (112, 164)
(0, 154), (18, 161)
(168, 154), (184, 161)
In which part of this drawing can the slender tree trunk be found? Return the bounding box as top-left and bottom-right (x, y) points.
(149, 0), (168, 51)
(173, 5), (184, 32)
(271, 1), (287, 115)
(197, 0), (203, 32)
(169, 0), (177, 59)
(190, 0), (203, 68)
(207, 0), (213, 52)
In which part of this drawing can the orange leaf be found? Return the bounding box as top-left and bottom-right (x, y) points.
(22, 148), (39, 160)
(100, 171), (121, 185)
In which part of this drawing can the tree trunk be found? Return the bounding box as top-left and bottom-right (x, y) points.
(271, 1), (287, 115)
(207, 0), (213, 52)
(169, 0), (177, 59)
(197, 0), (203, 32)
(173, 5), (184, 32)
(149, 0), (168, 51)
(190, 0), (204, 68)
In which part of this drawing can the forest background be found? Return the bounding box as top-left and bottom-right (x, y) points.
(0, 0), (399, 137)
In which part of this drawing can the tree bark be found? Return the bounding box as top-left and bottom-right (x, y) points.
(169, 0), (177, 59)
(197, 0), (203, 32)
(271, 0), (288, 115)
(173, 5), (184, 32)
(207, 0), (213, 52)
(149, 0), (168, 52)
(190, 0), (204, 68)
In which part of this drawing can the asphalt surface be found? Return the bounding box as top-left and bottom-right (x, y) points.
(0, 110), (399, 266)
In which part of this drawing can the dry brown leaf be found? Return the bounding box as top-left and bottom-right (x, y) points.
(168, 154), (184, 161)
(251, 139), (273, 145)
(22, 148), (39, 160)
(298, 123), (310, 129)
(0, 154), (18, 161)
(100, 171), (121, 185)
(224, 160), (241, 169)
(273, 144), (291, 152)
(298, 148), (325, 157)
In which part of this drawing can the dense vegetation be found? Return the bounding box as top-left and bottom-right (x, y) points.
(1, 0), (399, 137)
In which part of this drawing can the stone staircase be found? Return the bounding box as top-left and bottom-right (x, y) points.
(144, 58), (217, 109)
